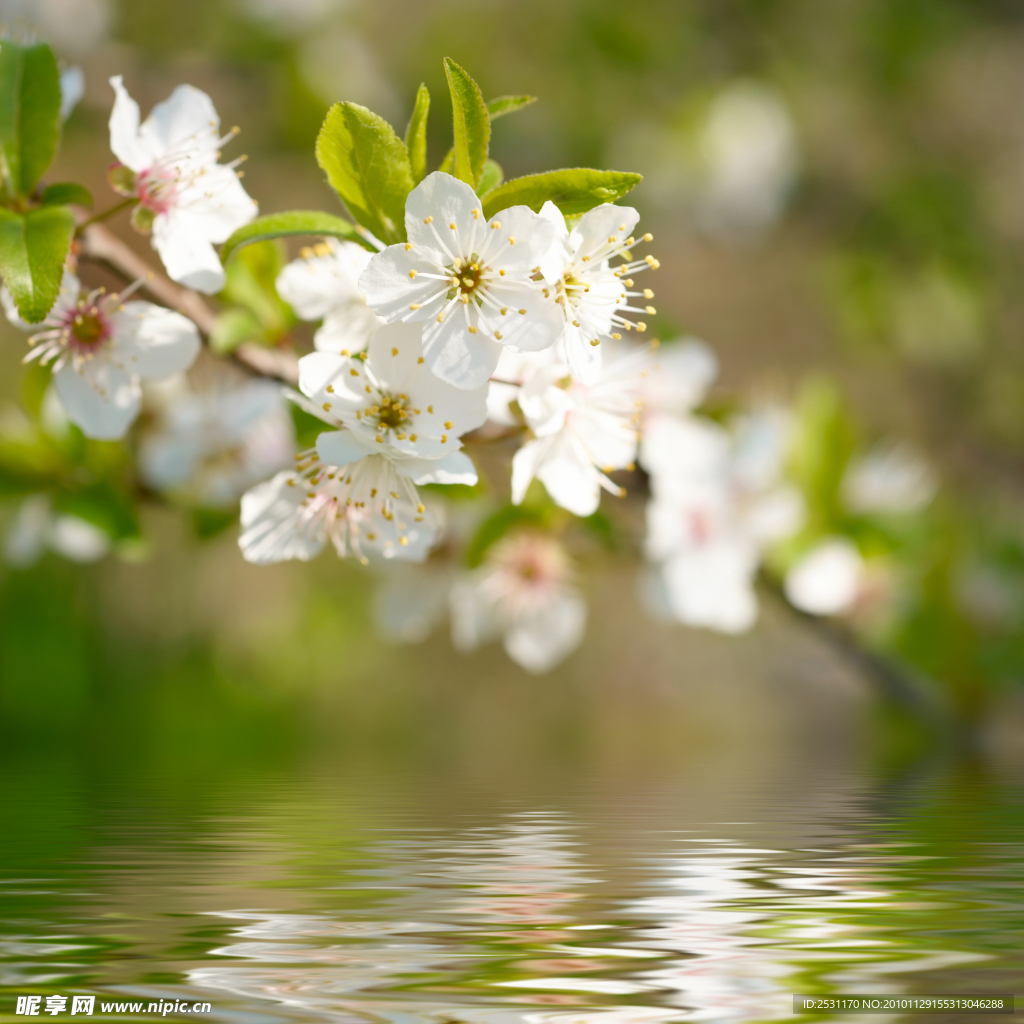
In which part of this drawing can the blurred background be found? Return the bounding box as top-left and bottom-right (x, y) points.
(2, 0), (1024, 781)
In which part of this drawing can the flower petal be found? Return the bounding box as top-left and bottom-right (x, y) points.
(400, 450), (478, 486)
(481, 280), (563, 352)
(538, 201), (570, 285)
(359, 244), (448, 322)
(482, 204), (556, 274)
(151, 215), (227, 293)
(315, 428), (376, 467)
(404, 171), (482, 253)
(504, 587), (586, 673)
(661, 541), (759, 633)
(108, 76), (152, 170)
(421, 308), (503, 390)
(110, 302), (201, 380)
(238, 471), (327, 564)
(53, 360), (141, 440)
(139, 83), (219, 160)
(570, 203), (640, 259)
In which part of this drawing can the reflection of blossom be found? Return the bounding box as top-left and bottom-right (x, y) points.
(4, 495), (109, 567)
(140, 377), (294, 506)
(451, 534), (586, 673)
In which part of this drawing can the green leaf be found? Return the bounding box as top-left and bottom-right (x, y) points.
(220, 210), (373, 265)
(487, 95), (537, 120)
(478, 159), (503, 196)
(315, 102), (414, 245)
(41, 182), (93, 208)
(482, 168), (642, 219)
(405, 84), (430, 184)
(0, 204), (75, 323)
(0, 41), (62, 200)
(192, 507), (239, 540)
(222, 239), (294, 339)
(443, 57), (490, 188)
(438, 148), (454, 174)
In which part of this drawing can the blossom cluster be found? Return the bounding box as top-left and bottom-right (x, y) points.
(0, 59), (940, 677)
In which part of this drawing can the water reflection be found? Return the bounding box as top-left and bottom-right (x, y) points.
(2, 768), (1024, 1023)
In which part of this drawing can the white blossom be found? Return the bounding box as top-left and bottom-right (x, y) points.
(4, 495), (110, 568)
(275, 238), (384, 354)
(359, 172), (561, 390)
(297, 320), (487, 472)
(108, 76), (258, 294)
(511, 347), (644, 517)
(238, 452), (438, 565)
(784, 537), (865, 616)
(628, 337), (718, 419)
(2, 269), (200, 440)
(640, 409), (804, 634)
(450, 533), (586, 673)
(537, 201), (660, 384)
(140, 377), (294, 506)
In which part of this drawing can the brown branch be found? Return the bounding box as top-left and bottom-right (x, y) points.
(76, 222), (299, 385)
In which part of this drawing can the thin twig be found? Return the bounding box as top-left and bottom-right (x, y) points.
(76, 221), (299, 384)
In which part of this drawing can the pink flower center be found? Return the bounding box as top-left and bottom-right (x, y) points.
(136, 165), (178, 215)
(61, 301), (112, 355)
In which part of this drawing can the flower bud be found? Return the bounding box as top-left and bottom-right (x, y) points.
(108, 163), (137, 197)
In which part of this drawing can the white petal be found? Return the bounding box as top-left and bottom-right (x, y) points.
(140, 433), (202, 490)
(640, 413), (730, 485)
(784, 538), (864, 616)
(49, 516), (110, 563)
(570, 204), (640, 259)
(536, 443), (602, 516)
(151, 216), (227, 294)
(4, 495), (51, 568)
(401, 450), (478, 485)
(315, 429), (376, 467)
(640, 338), (718, 415)
(60, 66), (85, 123)
(504, 588), (587, 673)
(359, 244), (447, 322)
(54, 360), (141, 440)
(367, 320), (426, 391)
(538, 201), (570, 284)
(482, 205), (557, 274)
(486, 381), (520, 426)
(450, 576), (501, 652)
(562, 320), (603, 385)
(661, 541), (759, 633)
(238, 471), (327, 564)
(374, 565), (452, 643)
(171, 167), (258, 242)
(314, 307), (382, 354)
(483, 280), (563, 352)
(421, 309), (503, 390)
(110, 302), (200, 380)
(298, 350), (348, 402)
(511, 437), (550, 505)
(404, 171), (483, 252)
(745, 485), (805, 546)
(139, 83), (219, 160)
(277, 240), (372, 318)
(108, 75), (151, 170)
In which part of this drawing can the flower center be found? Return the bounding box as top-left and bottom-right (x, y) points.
(447, 255), (485, 303)
(136, 165), (178, 215)
(63, 301), (112, 354)
(370, 394), (411, 431)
